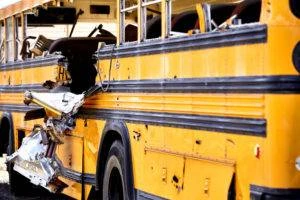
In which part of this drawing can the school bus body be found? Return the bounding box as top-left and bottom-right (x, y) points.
(0, 0), (300, 199)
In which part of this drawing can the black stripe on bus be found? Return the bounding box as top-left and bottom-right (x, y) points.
(0, 104), (266, 136)
(78, 108), (266, 136)
(1, 75), (300, 94)
(0, 84), (46, 93)
(250, 184), (300, 199)
(0, 55), (62, 71)
(0, 104), (39, 113)
(96, 24), (267, 59)
(61, 167), (96, 185)
(104, 75), (300, 94)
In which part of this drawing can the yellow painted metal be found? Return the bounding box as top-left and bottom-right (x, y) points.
(59, 177), (82, 200)
(31, 98), (62, 116)
(196, 3), (206, 33)
(57, 135), (83, 174)
(0, 65), (60, 85)
(0, 91), (265, 118)
(0, 0), (299, 199)
(127, 122), (264, 200)
(85, 93), (265, 118)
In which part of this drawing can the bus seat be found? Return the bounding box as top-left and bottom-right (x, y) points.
(146, 16), (161, 39)
(30, 35), (54, 57)
(171, 11), (198, 33)
(20, 36), (36, 60)
(125, 24), (138, 42)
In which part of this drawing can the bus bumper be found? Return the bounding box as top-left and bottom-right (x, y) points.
(250, 185), (300, 200)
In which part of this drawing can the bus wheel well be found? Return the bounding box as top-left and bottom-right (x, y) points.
(0, 113), (14, 155)
(95, 120), (134, 200)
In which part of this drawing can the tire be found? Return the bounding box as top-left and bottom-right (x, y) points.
(102, 141), (126, 200)
(0, 116), (25, 195)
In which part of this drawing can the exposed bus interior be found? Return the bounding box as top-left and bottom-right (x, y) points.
(121, 0), (261, 42)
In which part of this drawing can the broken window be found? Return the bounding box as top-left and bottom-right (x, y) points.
(0, 20), (4, 63)
(169, 0), (261, 37)
(118, 0), (262, 44)
(143, 0), (163, 40)
(210, 0), (261, 27)
(118, 0), (173, 43)
(119, 0), (138, 43)
(5, 17), (14, 62)
(15, 6), (117, 94)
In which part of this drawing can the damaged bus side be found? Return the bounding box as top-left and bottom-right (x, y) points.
(0, 0), (117, 198)
(0, 0), (300, 200)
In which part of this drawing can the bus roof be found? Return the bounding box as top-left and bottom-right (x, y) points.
(0, 0), (52, 20)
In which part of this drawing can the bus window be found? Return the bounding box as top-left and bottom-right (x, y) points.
(119, 0), (138, 43)
(5, 17), (14, 62)
(143, 0), (163, 40)
(169, 0), (262, 37)
(0, 20), (4, 63)
(118, 0), (262, 43)
(119, 0), (172, 43)
(14, 15), (23, 61)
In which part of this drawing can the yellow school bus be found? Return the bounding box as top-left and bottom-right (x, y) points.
(0, 0), (300, 199)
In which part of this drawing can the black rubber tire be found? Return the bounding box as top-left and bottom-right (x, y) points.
(102, 141), (126, 200)
(0, 116), (26, 195)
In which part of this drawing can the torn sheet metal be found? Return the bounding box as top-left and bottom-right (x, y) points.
(7, 125), (66, 192)
(24, 91), (85, 116)
(7, 90), (86, 192)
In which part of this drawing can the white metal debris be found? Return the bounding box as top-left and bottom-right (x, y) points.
(7, 90), (86, 192)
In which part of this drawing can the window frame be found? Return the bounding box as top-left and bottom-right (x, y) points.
(0, 20), (5, 63)
(117, 0), (172, 45)
(1, 12), (26, 64)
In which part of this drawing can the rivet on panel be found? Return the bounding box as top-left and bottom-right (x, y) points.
(162, 168), (167, 183)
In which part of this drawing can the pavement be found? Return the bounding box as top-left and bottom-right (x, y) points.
(0, 155), (72, 200)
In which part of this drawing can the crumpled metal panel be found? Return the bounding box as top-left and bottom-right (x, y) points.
(7, 89), (86, 192)
(24, 91), (85, 116)
(7, 126), (65, 192)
